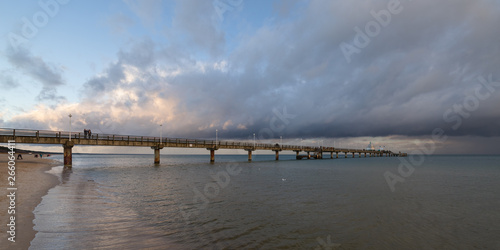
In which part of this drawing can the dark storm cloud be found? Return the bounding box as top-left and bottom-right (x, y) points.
(5, 46), (66, 103)
(74, 0), (500, 141)
(82, 61), (125, 97)
(171, 0), (226, 56)
(5, 46), (64, 88)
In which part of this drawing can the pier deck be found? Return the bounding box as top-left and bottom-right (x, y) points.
(0, 128), (406, 166)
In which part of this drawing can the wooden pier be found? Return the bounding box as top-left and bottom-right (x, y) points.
(0, 128), (406, 167)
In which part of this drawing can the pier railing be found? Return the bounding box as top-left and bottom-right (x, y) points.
(0, 127), (397, 154)
(0, 127), (406, 165)
(0, 128), (311, 150)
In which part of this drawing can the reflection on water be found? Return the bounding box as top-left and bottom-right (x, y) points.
(32, 155), (500, 249)
(61, 166), (72, 184)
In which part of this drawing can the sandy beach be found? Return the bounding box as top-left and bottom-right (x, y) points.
(0, 153), (61, 250)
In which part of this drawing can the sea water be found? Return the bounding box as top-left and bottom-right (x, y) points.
(31, 154), (500, 249)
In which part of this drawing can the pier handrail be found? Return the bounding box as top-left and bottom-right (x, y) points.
(0, 127), (396, 154)
(0, 127), (406, 166)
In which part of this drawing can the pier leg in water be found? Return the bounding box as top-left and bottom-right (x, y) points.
(336, 152), (338, 158)
(274, 150), (280, 161)
(151, 145), (164, 164)
(330, 152), (333, 159)
(345, 152), (347, 158)
(155, 148), (160, 164)
(63, 141), (74, 167)
(352, 152), (355, 158)
(294, 150), (301, 160)
(247, 150), (253, 162)
(307, 152), (311, 159)
(206, 147), (219, 163)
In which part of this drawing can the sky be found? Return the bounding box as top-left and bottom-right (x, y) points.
(1, 0), (500, 154)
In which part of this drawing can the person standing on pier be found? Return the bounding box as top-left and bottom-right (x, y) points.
(84, 129), (88, 139)
(88, 129), (92, 139)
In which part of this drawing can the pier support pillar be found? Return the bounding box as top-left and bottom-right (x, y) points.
(151, 144), (164, 164)
(210, 149), (215, 163)
(359, 153), (361, 158)
(294, 151), (300, 160)
(330, 152), (333, 159)
(63, 141), (74, 167)
(154, 148), (160, 164)
(247, 150), (253, 162)
(274, 150), (280, 161)
(315, 152), (321, 159)
(307, 152), (311, 159)
(345, 152), (347, 158)
(336, 152), (338, 158)
(352, 152), (355, 158)
(364, 153), (367, 157)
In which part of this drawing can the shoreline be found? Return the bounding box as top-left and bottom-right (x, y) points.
(0, 153), (61, 250)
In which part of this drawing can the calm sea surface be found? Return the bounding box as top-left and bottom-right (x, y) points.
(31, 154), (500, 249)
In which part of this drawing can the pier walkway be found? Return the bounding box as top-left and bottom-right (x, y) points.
(0, 128), (406, 167)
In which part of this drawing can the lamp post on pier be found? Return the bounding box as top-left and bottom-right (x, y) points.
(68, 114), (72, 141)
(253, 133), (256, 149)
(160, 124), (162, 143)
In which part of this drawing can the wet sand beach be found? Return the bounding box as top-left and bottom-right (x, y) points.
(0, 153), (60, 250)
